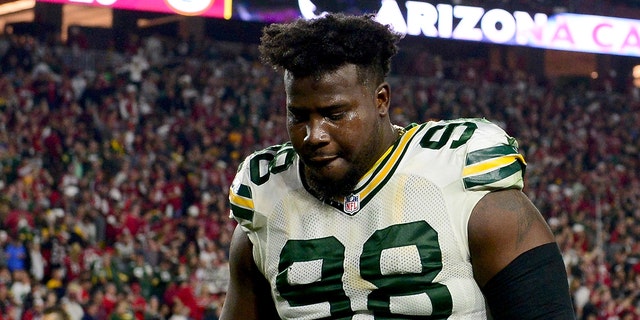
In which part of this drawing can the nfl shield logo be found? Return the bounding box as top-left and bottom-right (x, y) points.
(343, 194), (360, 215)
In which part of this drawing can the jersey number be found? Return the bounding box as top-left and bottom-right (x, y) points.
(249, 145), (295, 186)
(276, 221), (453, 318)
(420, 121), (477, 149)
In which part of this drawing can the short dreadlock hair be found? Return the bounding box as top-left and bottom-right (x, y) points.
(259, 13), (402, 86)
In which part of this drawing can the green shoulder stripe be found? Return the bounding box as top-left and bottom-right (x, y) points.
(230, 203), (254, 221)
(463, 161), (524, 190)
(466, 145), (521, 165)
(229, 183), (254, 221)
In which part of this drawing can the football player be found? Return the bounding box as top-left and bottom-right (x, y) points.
(221, 13), (575, 319)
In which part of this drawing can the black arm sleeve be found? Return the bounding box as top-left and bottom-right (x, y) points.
(480, 242), (576, 320)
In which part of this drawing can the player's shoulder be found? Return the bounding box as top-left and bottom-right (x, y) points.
(423, 117), (510, 137)
(409, 118), (525, 191)
(229, 142), (299, 228)
(234, 142), (297, 179)
(230, 142), (299, 198)
(411, 117), (516, 152)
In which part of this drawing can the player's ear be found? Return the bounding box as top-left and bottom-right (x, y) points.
(376, 83), (390, 116)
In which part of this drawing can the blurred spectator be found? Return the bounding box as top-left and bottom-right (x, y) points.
(9, 269), (30, 315)
(109, 299), (134, 320)
(81, 302), (101, 320)
(43, 305), (71, 320)
(143, 295), (164, 320)
(0, 281), (14, 318)
(5, 236), (27, 273)
(22, 296), (45, 320)
(27, 240), (45, 282)
(62, 284), (85, 320)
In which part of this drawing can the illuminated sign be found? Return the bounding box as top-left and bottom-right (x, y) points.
(38, 0), (233, 19)
(301, 0), (640, 57)
(370, 1), (640, 57)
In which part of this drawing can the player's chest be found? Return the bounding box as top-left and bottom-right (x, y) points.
(263, 191), (466, 319)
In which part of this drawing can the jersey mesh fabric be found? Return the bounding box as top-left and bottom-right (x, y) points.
(265, 174), (486, 319)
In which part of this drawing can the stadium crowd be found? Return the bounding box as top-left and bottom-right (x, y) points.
(0, 24), (639, 320)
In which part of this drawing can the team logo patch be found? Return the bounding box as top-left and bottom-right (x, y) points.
(343, 194), (360, 215)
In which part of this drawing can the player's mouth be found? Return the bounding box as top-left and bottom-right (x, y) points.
(305, 155), (339, 168)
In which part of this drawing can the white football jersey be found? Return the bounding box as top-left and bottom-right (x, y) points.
(229, 118), (526, 320)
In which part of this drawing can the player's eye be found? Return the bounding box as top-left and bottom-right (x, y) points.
(326, 113), (344, 121)
(287, 109), (308, 123)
